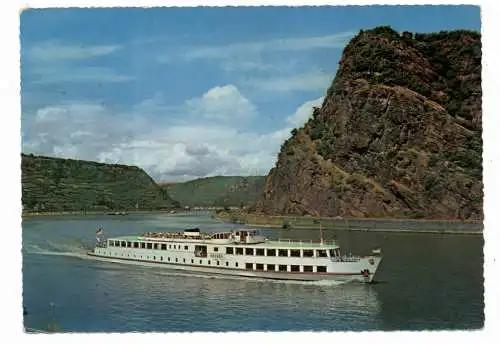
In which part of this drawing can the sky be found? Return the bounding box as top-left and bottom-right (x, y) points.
(20, 5), (481, 182)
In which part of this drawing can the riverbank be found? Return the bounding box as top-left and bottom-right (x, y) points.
(21, 210), (178, 217)
(214, 211), (483, 235)
(21, 209), (483, 235)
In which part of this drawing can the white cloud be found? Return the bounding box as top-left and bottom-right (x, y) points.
(172, 31), (354, 61)
(246, 70), (332, 93)
(27, 41), (122, 61)
(23, 41), (131, 85)
(287, 97), (324, 126)
(22, 87), (325, 182)
(185, 85), (256, 122)
(22, 85), (288, 181)
(27, 65), (133, 84)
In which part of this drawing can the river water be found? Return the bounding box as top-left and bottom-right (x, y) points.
(22, 212), (484, 332)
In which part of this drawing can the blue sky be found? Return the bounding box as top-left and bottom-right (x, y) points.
(20, 6), (481, 182)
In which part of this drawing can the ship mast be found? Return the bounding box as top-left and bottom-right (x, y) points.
(319, 223), (324, 245)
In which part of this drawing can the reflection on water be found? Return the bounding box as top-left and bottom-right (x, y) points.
(22, 212), (483, 332)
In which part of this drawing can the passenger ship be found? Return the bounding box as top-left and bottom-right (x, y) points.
(88, 228), (383, 283)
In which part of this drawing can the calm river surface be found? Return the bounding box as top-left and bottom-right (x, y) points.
(22, 212), (484, 332)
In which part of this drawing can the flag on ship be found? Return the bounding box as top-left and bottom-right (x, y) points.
(96, 228), (104, 235)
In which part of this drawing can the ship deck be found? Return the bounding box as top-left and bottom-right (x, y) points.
(110, 235), (339, 249)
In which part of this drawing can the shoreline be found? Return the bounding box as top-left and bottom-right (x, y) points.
(213, 212), (483, 235)
(22, 209), (483, 235)
(218, 222), (482, 235)
(21, 210), (179, 217)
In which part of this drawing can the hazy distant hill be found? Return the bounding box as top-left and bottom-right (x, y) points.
(22, 153), (175, 212)
(163, 176), (266, 207)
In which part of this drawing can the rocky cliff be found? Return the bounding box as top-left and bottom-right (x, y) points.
(22, 154), (175, 212)
(255, 27), (482, 220)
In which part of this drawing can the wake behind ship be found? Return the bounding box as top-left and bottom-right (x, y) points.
(88, 228), (383, 283)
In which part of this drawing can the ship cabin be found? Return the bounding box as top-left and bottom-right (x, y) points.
(232, 230), (265, 244)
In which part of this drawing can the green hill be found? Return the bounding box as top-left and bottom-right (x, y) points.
(164, 176), (266, 207)
(22, 153), (175, 213)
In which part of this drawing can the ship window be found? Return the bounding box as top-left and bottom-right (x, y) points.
(290, 249), (300, 257)
(256, 263), (264, 270)
(175, 258), (178, 262)
(208, 260), (211, 265)
(245, 248), (254, 255)
(278, 249), (288, 257)
(153, 256), (156, 260)
(226, 247), (234, 254)
(109, 241), (114, 247)
(303, 265), (313, 272)
(127, 242), (132, 248)
(226, 262), (229, 266)
(303, 249), (314, 257)
(191, 259), (194, 263)
(245, 263), (253, 270)
(167, 257), (170, 261)
(141, 243), (146, 249)
(235, 262), (239, 267)
(267, 264), (275, 271)
(169, 245), (171, 249)
(235, 248), (243, 255)
(256, 248), (265, 256)
(121, 241), (126, 247)
(317, 266), (327, 273)
(217, 261), (220, 266)
(194, 245), (207, 257)
(316, 250), (327, 257)
(200, 260), (202, 264)
(214, 247), (218, 252)
(161, 257), (163, 261)
(161, 244), (167, 250)
(291, 265), (300, 272)
(147, 243), (152, 249)
(173, 245), (176, 249)
(184, 245), (188, 250)
(183, 258), (186, 263)
(329, 249), (337, 257)
(153, 243), (158, 250)
(266, 249), (276, 256)
(278, 265), (287, 272)
(114, 241), (119, 246)
(133, 242), (139, 248)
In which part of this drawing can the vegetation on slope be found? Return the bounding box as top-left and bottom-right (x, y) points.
(164, 176), (266, 207)
(22, 153), (175, 212)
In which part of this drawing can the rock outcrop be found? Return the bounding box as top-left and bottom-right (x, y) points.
(255, 27), (482, 220)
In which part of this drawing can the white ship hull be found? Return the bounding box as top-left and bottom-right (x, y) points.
(88, 238), (382, 283)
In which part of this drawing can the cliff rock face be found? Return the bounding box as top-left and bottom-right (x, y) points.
(256, 27), (482, 220)
(22, 154), (174, 212)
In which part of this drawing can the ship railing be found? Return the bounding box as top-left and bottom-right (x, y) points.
(330, 255), (361, 262)
(95, 242), (107, 248)
(140, 233), (213, 241)
(276, 238), (338, 246)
